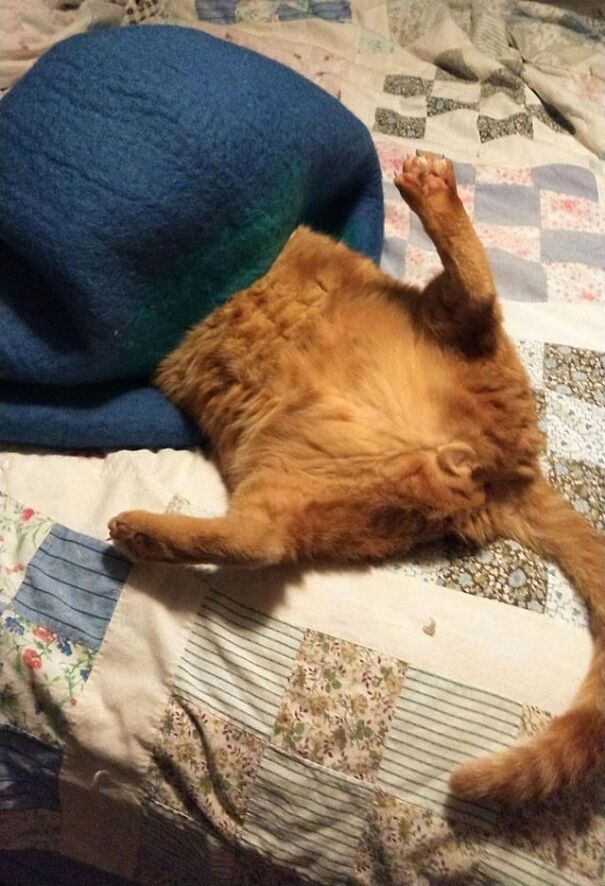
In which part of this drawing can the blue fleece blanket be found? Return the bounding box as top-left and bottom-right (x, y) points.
(0, 25), (383, 449)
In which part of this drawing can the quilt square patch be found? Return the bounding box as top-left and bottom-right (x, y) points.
(545, 392), (605, 469)
(0, 493), (53, 612)
(384, 199), (410, 240)
(146, 694), (265, 840)
(545, 563), (589, 628)
(383, 75), (432, 98)
(174, 589), (303, 737)
(137, 797), (308, 886)
(474, 183), (540, 226)
(194, 0), (351, 24)
(0, 725), (61, 813)
(513, 338), (545, 389)
(540, 190), (605, 235)
(374, 109), (426, 140)
(243, 744), (373, 884)
(0, 808), (60, 852)
(476, 166), (533, 187)
(541, 231), (605, 269)
(136, 800), (239, 886)
(380, 235), (406, 279)
(12, 526), (131, 651)
(532, 164), (598, 202)
(485, 249), (547, 301)
(544, 344), (605, 408)
(272, 630), (406, 781)
(475, 223), (540, 262)
(0, 612), (94, 746)
(404, 244), (442, 287)
(477, 112), (533, 142)
(377, 668), (522, 829)
(478, 843), (597, 886)
(437, 538), (548, 611)
(544, 262), (604, 303)
(548, 457), (605, 531)
(356, 791), (485, 885)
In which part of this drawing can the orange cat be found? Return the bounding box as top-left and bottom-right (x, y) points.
(109, 154), (605, 807)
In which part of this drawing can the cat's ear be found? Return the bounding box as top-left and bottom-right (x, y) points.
(436, 442), (478, 478)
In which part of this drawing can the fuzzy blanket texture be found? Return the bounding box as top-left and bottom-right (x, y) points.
(0, 24), (383, 448)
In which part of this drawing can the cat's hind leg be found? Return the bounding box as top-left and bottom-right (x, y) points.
(395, 153), (499, 356)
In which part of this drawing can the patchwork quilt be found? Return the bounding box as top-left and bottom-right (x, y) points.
(1, 1), (604, 884)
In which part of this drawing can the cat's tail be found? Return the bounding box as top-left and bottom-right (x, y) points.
(450, 478), (605, 806)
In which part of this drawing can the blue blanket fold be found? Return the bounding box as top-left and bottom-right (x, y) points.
(0, 25), (384, 450)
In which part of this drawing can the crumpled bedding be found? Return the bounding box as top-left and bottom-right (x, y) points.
(0, 1), (604, 885)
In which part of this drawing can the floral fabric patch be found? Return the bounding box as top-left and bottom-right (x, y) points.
(273, 630), (406, 781)
(146, 694), (265, 839)
(0, 611), (94, 746)
(355, 792), (484, 885)
(0, 493), (53, 612)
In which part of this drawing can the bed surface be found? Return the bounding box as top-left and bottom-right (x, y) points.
(1, 2), (604, 884)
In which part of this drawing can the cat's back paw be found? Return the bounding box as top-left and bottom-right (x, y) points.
(394, 152), (456, 209)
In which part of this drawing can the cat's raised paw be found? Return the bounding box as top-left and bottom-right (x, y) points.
(394, 153), (456, 210)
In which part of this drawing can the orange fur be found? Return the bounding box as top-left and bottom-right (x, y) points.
(108, 154), (605, 805)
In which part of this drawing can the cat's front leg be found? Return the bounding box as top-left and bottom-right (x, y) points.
(108, 509), (286, 566)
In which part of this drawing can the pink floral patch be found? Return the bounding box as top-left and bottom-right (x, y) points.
(545, 262), (605, 303)
(540, 190), (605, 235)
(577, 73), (605, 106)
(384, 200), (410, 239)
(457, 184), (474, 219)
(22, 648), (42, 670)
(5, 564), (24, 575)
(475, 223), (540, 262)
(33, 626), (56, 644)
(0, 493), (53, 610)
(375, 142), (406, 180)
(476, 166), (533, 187)
(404, 245), (442, 288)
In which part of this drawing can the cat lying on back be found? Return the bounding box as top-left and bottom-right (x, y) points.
(109, 153), (605, 807)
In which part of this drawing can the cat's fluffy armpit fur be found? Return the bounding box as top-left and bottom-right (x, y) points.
(109, 155), (605, 807)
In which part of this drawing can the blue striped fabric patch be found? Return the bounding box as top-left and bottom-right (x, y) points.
(243, 745), (372, 883)
(12, 526), (131, 651)
(477, 843), (590, 886)
(0, 726), (61, 812)
(174, 588), (304, 737)
(377, 667), (521, 829)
